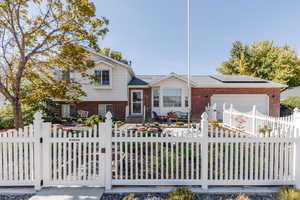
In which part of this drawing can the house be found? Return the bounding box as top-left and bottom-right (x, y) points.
(281, 86), (300, 100)
(56, 48), (286, 121)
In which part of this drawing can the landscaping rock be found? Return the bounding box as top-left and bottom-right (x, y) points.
(101, 193), (277, 200)
(0, 194), (33, 200)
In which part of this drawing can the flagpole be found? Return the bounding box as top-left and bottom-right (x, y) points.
(187, 0), (191, 127)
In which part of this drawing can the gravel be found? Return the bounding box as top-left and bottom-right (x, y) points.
(101, 193), (277, 200)
(0, 194), (33, 200)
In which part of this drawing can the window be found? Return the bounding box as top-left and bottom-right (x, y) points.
(61, 104), (70, 118)
(163, 89), (182, 107)
(153, 88), (160, 107)
(185, 96), (189, 107)
(55, 70), (70, 81)
(95, 70), (110, 86)
(98, 104), (113, 117)
(61, 104), (76, 118)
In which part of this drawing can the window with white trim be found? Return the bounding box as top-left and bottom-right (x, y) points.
(153, 88), (160, 107)
(56, 70), (70, 81)
(98, 104), (113, 117)
(95, 70), (110, 86)
(61, 104), (70, 118)
(163, 88), (182, 107)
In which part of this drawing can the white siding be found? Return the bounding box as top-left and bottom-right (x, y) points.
(152, 77), (189, 115)
(72, 56), (133, 102)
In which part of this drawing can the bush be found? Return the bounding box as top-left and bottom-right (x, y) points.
(277, 186), (300, 200)
(168, 187), (195, 200)
(281, 96), (300, 109)
(235, 194), (250, 200)
(122, 193), (139, 200)
(175, 121), (184, 126)
(259, 125), (272, 135)
(86, 115), (104, 126)
(0, 116), (14, 130)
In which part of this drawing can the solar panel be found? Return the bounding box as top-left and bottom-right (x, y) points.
(211, 75), (268, 83)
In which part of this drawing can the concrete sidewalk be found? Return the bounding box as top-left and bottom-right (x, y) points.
(29, 187), (104, 200)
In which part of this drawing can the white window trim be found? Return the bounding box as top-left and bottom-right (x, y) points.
(94, 67), (113, 89)
(61, 104), (70, 118)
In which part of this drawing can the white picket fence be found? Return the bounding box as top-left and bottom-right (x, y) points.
(0, 111), (300, 190)
(222, 104), (299, 135)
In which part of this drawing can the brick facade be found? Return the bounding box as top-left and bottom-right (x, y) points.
(191, 88), (280, 119)
(57, 101), (127, 120)
(56, 87), (280, 122)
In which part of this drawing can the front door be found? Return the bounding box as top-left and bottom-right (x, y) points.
(131, 90), (143, 115)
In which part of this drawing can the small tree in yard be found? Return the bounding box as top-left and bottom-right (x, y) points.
(0, 0), (109, 128)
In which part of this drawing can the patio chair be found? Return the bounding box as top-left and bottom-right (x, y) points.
(77, 110), (89, 118)
(175, 111), (188, 121)
(152, 111), (167, 123)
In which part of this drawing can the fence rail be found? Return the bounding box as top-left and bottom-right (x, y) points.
(205, 103), (300, 135)
(0, 111), (300, 190)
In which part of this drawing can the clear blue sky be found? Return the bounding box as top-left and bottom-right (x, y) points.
(93, 0), (300, 75)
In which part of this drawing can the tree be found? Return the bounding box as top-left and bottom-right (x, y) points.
(218, 41), (300, 87)
(0, 0), (109, 128)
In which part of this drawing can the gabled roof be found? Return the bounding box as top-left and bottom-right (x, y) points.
(149, 72), (198, 86)
(128, 73), (287, 88)
(79, 46), (135, 76)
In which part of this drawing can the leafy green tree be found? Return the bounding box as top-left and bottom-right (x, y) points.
(218, 41), (300, 87)
(0, 0), (109, 128)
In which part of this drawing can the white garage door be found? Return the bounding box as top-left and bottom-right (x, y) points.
(211, 94), (269, 120)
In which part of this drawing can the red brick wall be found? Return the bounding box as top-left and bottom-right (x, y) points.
(191, 88), (280, 119)
(128, 88), (152, 118)
(56, 101), (127, 120)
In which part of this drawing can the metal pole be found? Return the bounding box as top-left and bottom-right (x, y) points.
(187, 0), (191, 127)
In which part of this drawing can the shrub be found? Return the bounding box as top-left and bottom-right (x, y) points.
(86, 115), (103, 126)
(153, 122), (160, 127)
(175, 121), (184, 126)
(0, 116), (14, 130)
(259, 125), (272, 135)
(168, 187), (195, 200)
(208, 120), (220, 127)
(122, 193), (139, 200)
(281, 96), (300, 109)
(277, 186), (300, 200)
(235, 194), (250, 200)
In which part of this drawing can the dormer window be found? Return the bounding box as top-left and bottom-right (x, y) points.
(95, 70), (110, 86)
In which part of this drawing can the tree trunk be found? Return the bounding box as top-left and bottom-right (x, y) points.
(12, 99), (23, 128)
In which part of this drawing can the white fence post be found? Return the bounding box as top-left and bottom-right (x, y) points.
(222, 103), (226, 122)
(294, 108), (300, 130)
(42, 122), (52, 187)
(104, 112), (113, 190)
(252, 105), (257, 135)
(229, 104), (233, 127)
(201, 112), (208, 189)
(33, 111), (43, 190)
(294, 127), (300, 189)
(125, 105), (129, 120)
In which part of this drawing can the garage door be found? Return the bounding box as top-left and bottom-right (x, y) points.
(211, 94), (269, 120)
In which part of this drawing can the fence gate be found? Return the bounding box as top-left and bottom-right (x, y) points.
(42, 123), (107, 187)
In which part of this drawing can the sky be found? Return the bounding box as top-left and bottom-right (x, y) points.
(93, 0), (300, 75)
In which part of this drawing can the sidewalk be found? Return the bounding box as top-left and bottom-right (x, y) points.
(29, 187), (104, 200)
